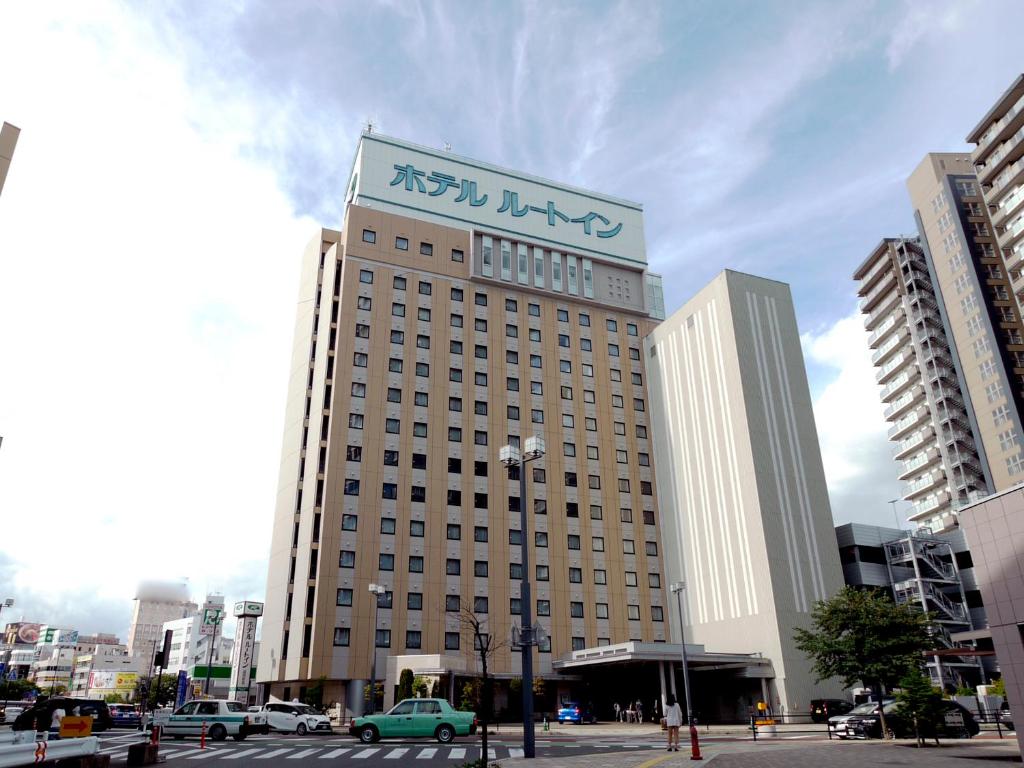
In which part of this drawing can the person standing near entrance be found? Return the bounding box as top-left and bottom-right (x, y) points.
(635, 699), (643, 723)
(613, 702), (621, 722)
(664, 694), (683, 751)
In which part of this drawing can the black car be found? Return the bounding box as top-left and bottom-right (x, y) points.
(12, 698), (113, 733)
(846, 700), (979, 739)
(811, 699), (853, 723)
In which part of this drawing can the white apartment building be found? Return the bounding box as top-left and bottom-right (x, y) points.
(127, 581), (197, 666)
(854, 238), (988, 531)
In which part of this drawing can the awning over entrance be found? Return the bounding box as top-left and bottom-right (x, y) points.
(552, 641), (775, 678)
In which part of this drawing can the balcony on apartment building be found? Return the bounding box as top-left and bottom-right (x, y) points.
(894, 425), (936, 460)
(905, 469), (948, 500)
(889, 407), (930, 441)
(868, 311), (901, 348)
(972, 90), (1024, 162)
(877, 349), (916, 386)
(996, 208), (1024, 251)
(975, 122), (1024, 186)
(986, 156), (1024, 202)
(872, 325), (911, 365)
(990, 182), (1024, 229)
(859, 272), (899, 315)
(898, 447), (942, 481)
(908, 490), (953, 522)
(880, 369), (919, 402)
(885, 385), (926, 421)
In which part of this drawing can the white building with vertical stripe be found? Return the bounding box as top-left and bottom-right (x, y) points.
(644, 270), (844, 712)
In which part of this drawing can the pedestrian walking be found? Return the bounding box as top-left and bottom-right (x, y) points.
(635, 699), (644, 723)
(613, 702), (621, 722)
(664, 694), (683, 751)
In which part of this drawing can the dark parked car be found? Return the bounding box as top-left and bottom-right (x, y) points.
(108, 703), (141, 728)
(847, 700), (979, 739)
(811, 699), (853, 723)
(13, 698), (113, 732)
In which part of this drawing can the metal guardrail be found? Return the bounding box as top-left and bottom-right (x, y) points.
(0, 732), (99, 767)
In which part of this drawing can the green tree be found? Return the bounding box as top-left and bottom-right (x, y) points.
(0, 678), (39, 701)
(304, 676), (326, 708)
(134, 675), (178, 709)
(103, 693), (126, 704)
(990, 678), (1006, 697)
(397, 669), (414, 701)
(793, 587), (931, 739)
(896, 669), (947, 746)
(412, 676), (430, 698)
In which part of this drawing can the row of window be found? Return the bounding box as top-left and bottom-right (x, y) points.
(355, 271), (640, 336)
(360, 229), (464, 263)
(342, 473), (654, 499)
(339, 550), (658, 578)
(334, 626), (645, 653)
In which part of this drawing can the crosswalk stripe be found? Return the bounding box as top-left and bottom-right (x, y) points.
(165, 749), (206, 759)
(417, 747), (437, 759)
(383, 747), (409, 759)
(352, 748), (380, 759)
(448, 747), (466, 759)
(255, 748), (294, 759)
(319, 748), (351, 758)
(287, 748), (322, 759)
(509, 748), (524, 758)
(220, 748), (264, 760)
(487, 748), (497, 758)
(189, 750), (219, 760)
(158, 749), (189, 759)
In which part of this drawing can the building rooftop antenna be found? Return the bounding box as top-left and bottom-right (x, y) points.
(443, 142), (452, 152)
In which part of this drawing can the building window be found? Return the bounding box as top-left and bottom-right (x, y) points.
(380, 517), (396, 534)
(568, 534), (581, 550)
(358, 269), (373, 284)
(342, 514), (358, 531)
(395, 236), (408, 251)
(420, 242), (433, 257)
(645, 541), (659, 556)
(408, 592), (423, 610)
(362, 229), (376, 244)
(625, 571), (638, 586)
(536, 565), (549, 581)
(651, 606), (664, 622)
(445, 633), (460, 650)
(357, 296), (371, 310)
(594, 569), (607, 584)
(379, 553), (394, 571)
(510, 598), (522, 614)
(592, 536), (604, 552)
(339, 550), (355, 568)
(475, 292), (488, 306)
(390, 330), (404, 345)
(336, 588), (352, 606)
(529, 303), (540, 317)
(570, 602), (584, 618)
(474, 596), (489, 613)
(446, 558), (461, 576)
(405, 631), (421, 649)
(627, 605), (640, 620)
(452, 249), (464, 263)
(623, 539), (635, 555)
(343, 479), (360, 496)
(333, 628), (350, 646)
(536, 600), (551, 616)
(1008, 454), (1024, 475)
(375, 629), (391, 648)
(409, 556), (424, 572)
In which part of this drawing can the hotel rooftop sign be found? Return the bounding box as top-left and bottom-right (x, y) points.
(346, 132), (646, 267)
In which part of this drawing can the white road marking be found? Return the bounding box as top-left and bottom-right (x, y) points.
(352, 748), (380, 759)
(255, 748), (294, 759)
(383, 747), (409, 759)
(165, 749), (207, 760)
(319, 748), (351, 758)
(448, 747), (466, 759)
(220, 748), (264, 760)
(509, 748), (524, 757)
(188, 749), (219, 759)
(417, 747), (437, 759)
(287, 748), (322, 759)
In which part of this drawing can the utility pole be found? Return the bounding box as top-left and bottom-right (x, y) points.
(203, 613), (223, 696)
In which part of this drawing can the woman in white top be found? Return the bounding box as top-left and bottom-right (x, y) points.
(664, 694), (683, 751)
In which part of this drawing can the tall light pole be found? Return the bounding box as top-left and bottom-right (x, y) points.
(500, 435), (546, 760)
(669, 583), (693, 722)
(367, 583), (386, 713)
(888, 499), (902, 530)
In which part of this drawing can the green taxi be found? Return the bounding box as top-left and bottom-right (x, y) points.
(348, 698), (476, 743)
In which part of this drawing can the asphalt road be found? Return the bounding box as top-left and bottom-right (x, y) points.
(91, 731), (697, 766)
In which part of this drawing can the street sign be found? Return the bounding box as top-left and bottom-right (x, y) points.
(175, 670), (189, 708)
(59, 716), (93, 738)
(232, 601), (264, 618)
(200, 605), (224, 637)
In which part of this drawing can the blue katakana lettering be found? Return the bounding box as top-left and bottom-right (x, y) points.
(497, 190), (529, 217)
(390, 164), (426, 193)
(454, 179), (488, 206)
(597, 222), (623, 238)
(529, 201), (570, 227)
(570, 211), (610, 235)
(427, 171), (459, 197)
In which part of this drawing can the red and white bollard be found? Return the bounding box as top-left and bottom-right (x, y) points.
(200, 721), (207, 750)
(150, 724), (161, 746)
(689, 723), (703, 761)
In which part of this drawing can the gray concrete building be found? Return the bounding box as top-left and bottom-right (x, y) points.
(0, 122), (19, 197)
(644, 270), (845, 714)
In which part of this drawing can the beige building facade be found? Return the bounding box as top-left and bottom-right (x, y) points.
(907, 153), (1024, 497)
(258, 133), (667, 707)
(644, 271), (845, 713)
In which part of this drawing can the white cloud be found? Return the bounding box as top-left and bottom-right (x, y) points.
(0, 2), (318, 637)
(885, 0), (979, 70)
(802, 311), (905, 526)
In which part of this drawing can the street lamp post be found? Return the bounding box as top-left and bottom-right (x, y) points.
(500, 435), (545, 760)
(367, 583), (386, 714)
(669, 583), (694, 721)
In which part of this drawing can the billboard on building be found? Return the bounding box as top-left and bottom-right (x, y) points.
(89, 671), (138, 691)
(13, 623), (42, 645)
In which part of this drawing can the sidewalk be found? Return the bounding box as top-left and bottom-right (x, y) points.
(497, 738), (1022, 767)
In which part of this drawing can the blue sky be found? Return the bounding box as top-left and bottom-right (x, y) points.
(1, 0), (1023, 634)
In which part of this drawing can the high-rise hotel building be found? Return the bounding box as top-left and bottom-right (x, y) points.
(257, 133), (668, 705)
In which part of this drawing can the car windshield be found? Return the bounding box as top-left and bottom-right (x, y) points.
(294, 705), (319, 715)
(225, 702), (245, 713)
(848, 701), (890, 715)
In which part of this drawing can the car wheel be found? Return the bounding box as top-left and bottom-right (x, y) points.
(209, 724), (228, 742)
(296, 723), (307, 736)
(359, 725), (379, 744)
(435, 724), (455, 743)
